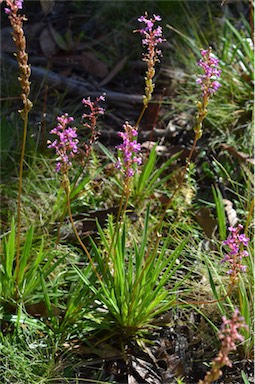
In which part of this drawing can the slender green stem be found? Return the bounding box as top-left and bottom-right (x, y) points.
(160, 134), (198, 226)
(135, 104), (147, 129)
(145, 133), (199, 262)
(110, 101), (146, 256)
(16, 110), (28, 284)
(64, 176), (101, 282)
(55, 207), (67, 245)
(56, 163), (87, 245)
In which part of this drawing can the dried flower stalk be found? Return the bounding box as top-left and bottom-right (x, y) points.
(4, 0), (32, 118)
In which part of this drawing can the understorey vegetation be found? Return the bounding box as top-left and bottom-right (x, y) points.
(0, 1), (253, 383)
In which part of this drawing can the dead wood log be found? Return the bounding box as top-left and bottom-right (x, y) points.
(1, 53), (143, 106)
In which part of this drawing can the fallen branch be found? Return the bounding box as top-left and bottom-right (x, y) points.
(1, 53), (143, 106)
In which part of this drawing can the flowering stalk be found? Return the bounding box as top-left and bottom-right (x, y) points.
(48, 114), (79, 174)
(194, 47), (221, 139)
(144, 48), (222, 287)
(134, 12), (165, 127)
(222, 224), (249, 284)
(180, 48), (221, 177)
(3, 0), (33, 282)
(113, 12), (162, 224)
(159, 47), (221, 219)
(160, 48), (221, 209)
(199, 309), (247, 384)
(116, 122), (142, 193)
(48, 113), (79, 242)
(168, 221), (249, 307)
(82, 94), (105, 159)
(136, 13), (164, 107)
(3, 0), (32, 117)
(48, 102), (104, 281)
(106, 123), (142, 269)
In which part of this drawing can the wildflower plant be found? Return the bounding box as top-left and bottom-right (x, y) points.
(72, 14), (189, 337)
(195, 47), (221, 139)
(222, 224), (249, 281)
(47, 97), (107, 281)
(115, 122), (142, 193)
(3, 0), (32, 117)
(202, 223), (250, 304)
(2, 0), (33, 287)
(48, 114), (79, 174)
(82, 94), (105, 158)
(136, 13), (165, 108)
(199, 207), (253, 359)
(199, 309), (248, 384)
(1, 3), (253, 380)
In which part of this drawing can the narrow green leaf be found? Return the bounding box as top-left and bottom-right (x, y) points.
(137, 145), (157, 193)
(212, 185), (226, 241)
(5, 217), (16, 279)
(241, 371), (250, 384)
(225, 20), (253, 66)
(40, 272), (58, 328)
(70, 175), (90, 199)
(238, 276), (250, 329)
(147, 151), (181, 190)
(138, 204), (150, 261)
(97, 142), (117, 163)
(17, 226), (34, 285)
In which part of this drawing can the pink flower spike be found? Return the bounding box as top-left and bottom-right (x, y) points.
(135, 13), (165, 106)
(48, 113), (79, 173)
(196, 47), (221, 97)
(115, 121), (142, 179)
(222, 224), (249, 279)
(81, 94), (105, 157)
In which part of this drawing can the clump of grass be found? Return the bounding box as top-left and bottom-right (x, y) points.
(0, 330), (57, 383)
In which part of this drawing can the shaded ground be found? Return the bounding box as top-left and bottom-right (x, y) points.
(57, 323), (254, 383)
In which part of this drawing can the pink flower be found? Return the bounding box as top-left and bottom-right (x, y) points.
(197, 47), (221, 97)
(222, 224), (249, 277)
(211, 80), (221, 92)
(115, 122), (142, 179)
(48, 113), (79, 173)
(4, 0), (23, 14)
(137, 13), (164, 50)
(135, 13), (165, 106)
(16, 0), (23, 8)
